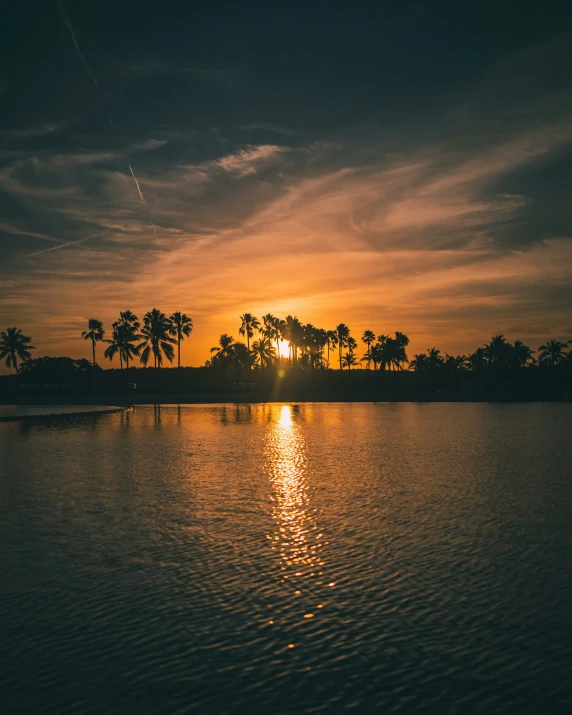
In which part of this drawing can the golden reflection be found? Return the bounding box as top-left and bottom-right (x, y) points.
(264, 404), (326, 591)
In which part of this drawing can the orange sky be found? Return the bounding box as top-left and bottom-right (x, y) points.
(2, 42), (572, 372)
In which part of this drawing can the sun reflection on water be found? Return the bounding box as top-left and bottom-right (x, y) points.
(265, 405), (326, 592)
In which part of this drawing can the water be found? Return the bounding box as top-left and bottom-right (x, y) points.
(0, 405), (125, 420)
(1, 403), (571, 714)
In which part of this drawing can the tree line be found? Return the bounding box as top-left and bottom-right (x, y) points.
(1, 311), (570, 376)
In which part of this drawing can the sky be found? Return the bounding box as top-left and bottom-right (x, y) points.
(1, 0), (572, 370)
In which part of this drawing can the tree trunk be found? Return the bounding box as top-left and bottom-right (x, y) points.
(92, 339), (96, 368)
(178, 334), (181, 369)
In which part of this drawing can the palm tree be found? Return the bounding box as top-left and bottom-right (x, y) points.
(335, 323), (350, 370)
(0, 327), (35, 373)
(139, 309), (175, 368)
(538, 339), (568, 367)
(410, 353), (430, 372)
(314, 328), (328, 368)
(427, 347), (443, 371)
(170, 312), (193, 368)
(261, 314), (278, 362)
(104, 328), (124, 369)
(82, 318), (105, 367)
(512, 340), (535, 370)
(210, 334), (235, 364)
(117, 310), (139, 331)
(342, 352), (358, 371)
(239, 313), (260, 355)
(275, 318), (286, 361)
(112, 311), (141, 369)
(361, 330), (375, 369)
(484, 335), (511, 367)
(284, 315), (304, 365)
(230, 342), (253, 377)
(325, 330), (338, 369)
(252, 338), (276, 369)
(104, 322), (141, 369)
(469, 347), (487, 371)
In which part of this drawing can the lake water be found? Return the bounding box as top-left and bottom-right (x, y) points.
(1, 403), (571, 714)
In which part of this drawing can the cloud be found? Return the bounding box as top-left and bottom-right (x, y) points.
(1, 39), (572, 368)
(215, 144), (286, 177)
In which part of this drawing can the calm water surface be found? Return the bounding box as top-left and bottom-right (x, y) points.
(1, 403), (571, 714)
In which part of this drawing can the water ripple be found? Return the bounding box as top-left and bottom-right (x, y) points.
(1, 403), (572, 714)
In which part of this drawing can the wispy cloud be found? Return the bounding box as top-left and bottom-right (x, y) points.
(216, 145), (286, 176)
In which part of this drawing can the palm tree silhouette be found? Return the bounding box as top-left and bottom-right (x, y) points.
(252, 338), (276, 369)
(512, 340), (535, 369)
(538, 339), (568, 367)
(231, 342), (253, 376)
(261, 314), (278, 361)
(104, 322), (141, 369)
(469, 347), (487, 371)
(170, 312), (193, 368)
(210, 334), (235, 364)
(326, 330), (338, 370)
(335, 323), (350, 370)
(0, 327), (35, 373)
(342, 352), (357, 371)
(104, 329), (123, 369)
(361, 330), (375, 369)
(113, 310), (141, 370)
(314, 328), (328, 368)
(139, 309), (175, 368)
(275, 318), (287, 361)
(82, 318), (105, 367)
(284, 315), (304, 366)
(484, 335), (511, 367)
(410, 352), (429, 371)
(239, 313), (260, 355)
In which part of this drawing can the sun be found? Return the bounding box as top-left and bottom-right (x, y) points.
(277, 340), (290, 358)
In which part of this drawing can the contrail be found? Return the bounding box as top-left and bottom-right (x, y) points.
(23, 231), (108, 258)
(58, 0), (99, 89)
(128, 164), (146, 203)
(57, 1), (160, 247)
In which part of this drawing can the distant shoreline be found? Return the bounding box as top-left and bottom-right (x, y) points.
(1, 391), (570, 406)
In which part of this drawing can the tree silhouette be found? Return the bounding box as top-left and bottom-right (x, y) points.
(113, 310), (141, 370)
(104, 328), (124, 369)
(512, 340), (535, 370)
(139, 309), (175, 368)
(239, 313), (260, 356)
(361, 330), (375, 369)
(538, 339), (568, 367)
(342, 352), (357, 371)
(252, 338), (276, 369)
(335, 323), (350, 370)
(0, 327), (35, 373)
(326, 330), (338, 370)
(210, 334), (235, 371)
(82, 318), (105, 367)
(230, 342), (253, 376)
(170, 312), (193, 368)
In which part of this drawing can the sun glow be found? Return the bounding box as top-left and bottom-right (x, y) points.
(277, 340), (290, 359)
